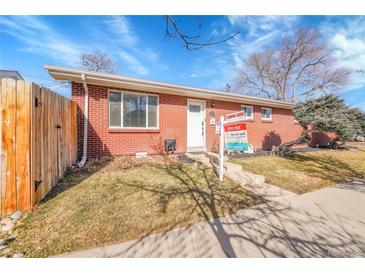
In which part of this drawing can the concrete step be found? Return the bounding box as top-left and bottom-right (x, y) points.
(223, 162), (242, 172)
(205, 151), (228, 161)
(226, 170), (297, 202)
(204, 152), (240, 171)
(185, 152), (297, 203)
(185, 153), (212, 166)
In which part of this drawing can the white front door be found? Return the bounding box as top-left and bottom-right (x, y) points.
(187, 100), (205, 148)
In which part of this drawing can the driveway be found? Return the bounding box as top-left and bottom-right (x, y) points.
(58, 180), (365, 258)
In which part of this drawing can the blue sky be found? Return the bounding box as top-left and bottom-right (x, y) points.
(0, 15), (364, 110)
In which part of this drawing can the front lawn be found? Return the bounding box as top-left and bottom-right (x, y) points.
(231, 145), (365, 194)
(10, 157), (264, 257)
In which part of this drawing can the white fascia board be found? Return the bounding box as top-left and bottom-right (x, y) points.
(44, 64), (296, 109)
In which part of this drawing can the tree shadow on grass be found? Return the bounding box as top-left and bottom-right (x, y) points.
(114, 160), (265, 257)
(41, 157), (114, 203)
(287, 153), (365, 184)
(89, 159), (365, 258)
(37, 156), (365, 258)
(345, 144), (365, 153)
(77, 164), (365, 258)
(42, 156), (151, 204)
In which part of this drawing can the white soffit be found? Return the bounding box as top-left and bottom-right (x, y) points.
(45, 64), (295, 109)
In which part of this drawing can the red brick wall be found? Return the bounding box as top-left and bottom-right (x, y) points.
(72, 82), (303, 158)
(205, 99), (303, 152)
(72, 82), (187, 158)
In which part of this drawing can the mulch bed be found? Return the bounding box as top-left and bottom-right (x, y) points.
(75, 154), (184, 174)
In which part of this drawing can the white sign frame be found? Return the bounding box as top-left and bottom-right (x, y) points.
(225, 111), (246, 124)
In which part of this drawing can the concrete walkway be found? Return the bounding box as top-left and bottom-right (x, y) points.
(58, 180), (365, 258)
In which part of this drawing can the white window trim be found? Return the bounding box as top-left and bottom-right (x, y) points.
(261, 107), (272, 121)
(241, 105), (254, 120)
(108, 89), (160, 129)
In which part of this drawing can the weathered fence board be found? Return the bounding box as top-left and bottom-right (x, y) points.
(1, 79), (17, 213)
(0, 79), (77, 214)
(30, 83), (40, 206)
(15, 81), (31, 210)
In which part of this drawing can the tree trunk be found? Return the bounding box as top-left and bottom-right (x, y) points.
(328, 136), (345, 149)
(271, 130), (311, 157)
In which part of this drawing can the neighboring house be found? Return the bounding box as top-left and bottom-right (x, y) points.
(45, 65), (304, 159)
(0, 69), (23, 80)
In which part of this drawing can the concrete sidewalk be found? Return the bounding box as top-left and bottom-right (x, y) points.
(58, 180), (365, 258)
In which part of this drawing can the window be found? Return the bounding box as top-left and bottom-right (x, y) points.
(189, 104), (201, 112)
(109, 92), (122, 127)
(109, 90), (159, 128)
(148, 96), (158, 127)
(261, 107), (272, 120)
(241, 105), (254, 120)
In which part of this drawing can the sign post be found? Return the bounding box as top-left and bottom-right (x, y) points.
(217, 111), (252, 182)
(219, 115), (225, 182)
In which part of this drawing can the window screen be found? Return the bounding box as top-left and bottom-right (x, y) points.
(123, 93), (147, 128)
(109, 91), (158, 128)
(109, 92), (122, 127)
(148, 96), (158, 128)
(241, 106), (253, 119)
(261, 107), (272, 119)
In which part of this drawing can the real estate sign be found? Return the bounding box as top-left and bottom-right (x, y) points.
(224, 122), (249, 151)
(225, 111), (245, 123)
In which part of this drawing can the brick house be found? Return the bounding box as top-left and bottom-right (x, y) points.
(46, 65), (305, 160)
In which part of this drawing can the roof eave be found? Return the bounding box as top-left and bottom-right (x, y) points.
(44, 64), (295, 110)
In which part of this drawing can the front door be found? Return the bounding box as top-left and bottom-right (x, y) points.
(187, 100), (205, 148)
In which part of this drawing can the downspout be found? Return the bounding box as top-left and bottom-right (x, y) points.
(78, 73), (89, 167)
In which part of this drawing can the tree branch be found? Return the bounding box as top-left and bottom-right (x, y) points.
(234, 29), (351, 102)
(165, 16), (239, 50)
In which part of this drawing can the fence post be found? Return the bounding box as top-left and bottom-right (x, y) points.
(219, 115), (225, 182)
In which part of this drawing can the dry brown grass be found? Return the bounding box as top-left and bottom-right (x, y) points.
(10, 157), (264, 257)
(231, 146), (365, 194)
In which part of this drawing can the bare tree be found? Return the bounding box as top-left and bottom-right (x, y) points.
(164, 16), (239, 51)
(234, 29), (351, 102)
(81, 50), (118, 73)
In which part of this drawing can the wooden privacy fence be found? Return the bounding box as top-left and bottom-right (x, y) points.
(0, 79), (77, 214)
